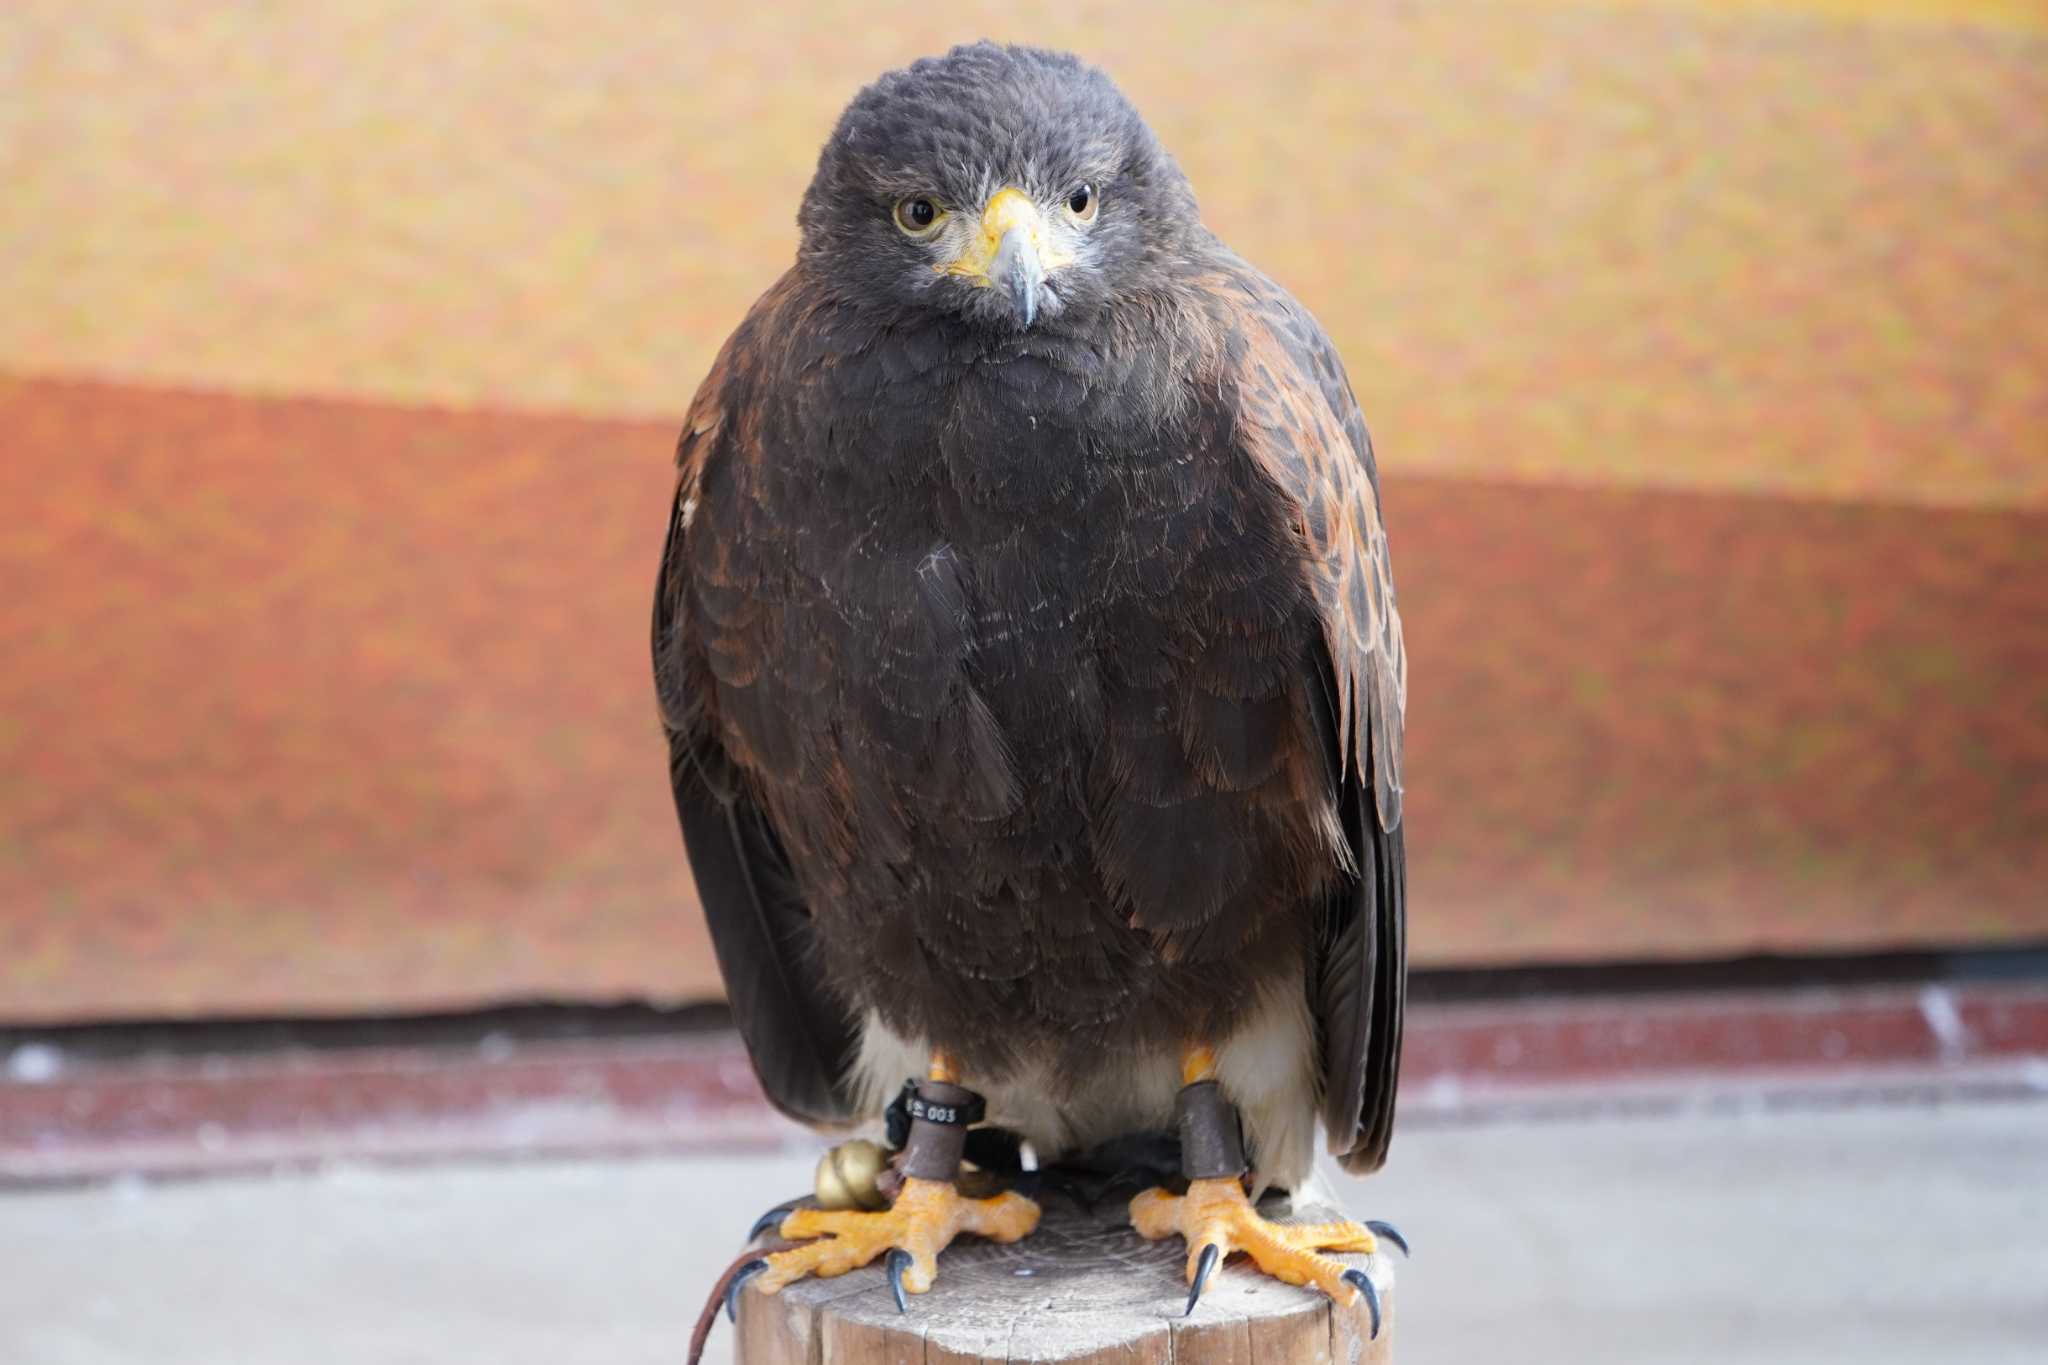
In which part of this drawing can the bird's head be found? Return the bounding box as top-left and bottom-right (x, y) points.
(798, 42), (1199, 334)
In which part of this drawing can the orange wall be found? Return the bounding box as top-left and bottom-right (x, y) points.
(3, 1), (2044, 1020)
(9, 0), (2044, 503)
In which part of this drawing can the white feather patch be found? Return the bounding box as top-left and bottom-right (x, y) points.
(849, 989), (1319, 1197)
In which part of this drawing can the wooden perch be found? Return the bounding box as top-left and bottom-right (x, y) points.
(735, 1193), (1395, 1363)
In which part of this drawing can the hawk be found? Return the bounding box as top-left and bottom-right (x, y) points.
(655, 41), (1406, 1328)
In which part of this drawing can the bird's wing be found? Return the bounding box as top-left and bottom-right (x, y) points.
(1207, 257), (1408, 1173)
(652, 274), (861, 1127)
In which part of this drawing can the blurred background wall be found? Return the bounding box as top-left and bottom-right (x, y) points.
(3, 0), (2043, 1022)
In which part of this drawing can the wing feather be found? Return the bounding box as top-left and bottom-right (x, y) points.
(1209, 257), (1408, 1171)
(653, 277), (860, 1127)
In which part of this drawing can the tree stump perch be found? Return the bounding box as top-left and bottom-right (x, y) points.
(735, 1193), (1395, 1364)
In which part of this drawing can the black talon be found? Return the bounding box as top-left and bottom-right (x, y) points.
(1342, 1268), (1382, 1340)
(746, 1203), (794, 1243)
(725, 1260), (768, 1323)
(885, 1248), (913, 1314)
(1365, 1220), (1410, 1258)
(1184, 1243), (1220, 1317)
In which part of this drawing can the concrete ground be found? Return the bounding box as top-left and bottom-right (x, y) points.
(4, 1099), (2045, 1365)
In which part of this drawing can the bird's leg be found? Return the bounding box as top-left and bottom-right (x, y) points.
(1128, 1046), (1400, 1336)
(748, 1052), (1040, 1310)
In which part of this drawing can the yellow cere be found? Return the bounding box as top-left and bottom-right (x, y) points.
(941, 187), (1075, 284)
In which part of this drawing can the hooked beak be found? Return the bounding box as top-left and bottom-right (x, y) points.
(991, 221), (1043, 328)
(941, 187), (1070, 328)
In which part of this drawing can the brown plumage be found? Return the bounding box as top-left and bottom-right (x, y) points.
(652, 42), (1405, 1188)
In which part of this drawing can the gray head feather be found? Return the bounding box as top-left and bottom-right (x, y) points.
(798, 42), (1201, 334)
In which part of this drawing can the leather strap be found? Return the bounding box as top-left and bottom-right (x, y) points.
(898, 1078), (982, 1182)
(1176, 1079), (1248, 1180)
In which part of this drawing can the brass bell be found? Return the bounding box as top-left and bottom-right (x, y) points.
(813, 1138), (891, 1210)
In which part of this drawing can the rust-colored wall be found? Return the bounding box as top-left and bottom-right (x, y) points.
(3, 1), (2044, 1020)
(4, 378), (2042, 1020)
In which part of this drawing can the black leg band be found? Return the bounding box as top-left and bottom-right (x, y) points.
(898, 1078), (982, 1183)
(1176, 1080), (1248, 1181)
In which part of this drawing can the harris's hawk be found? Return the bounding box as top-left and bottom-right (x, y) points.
(655, 42), (1406, 1324)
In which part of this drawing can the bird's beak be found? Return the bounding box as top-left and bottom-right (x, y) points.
(942, 187), (1069, 327)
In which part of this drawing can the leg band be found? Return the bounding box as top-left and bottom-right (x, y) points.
(898, 1078), (982, 1182)
(1176, 1079), (1248, 1181)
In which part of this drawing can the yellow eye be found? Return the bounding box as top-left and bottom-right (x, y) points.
(1065, 182), (1098, 222)
(894, 196), (946, 236)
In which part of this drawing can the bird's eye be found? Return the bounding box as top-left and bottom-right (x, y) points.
(1065, 183), (1098, 222)
(893, 196), (945, 236)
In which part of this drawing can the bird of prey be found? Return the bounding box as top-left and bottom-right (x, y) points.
(655, 41), (1406, 1325)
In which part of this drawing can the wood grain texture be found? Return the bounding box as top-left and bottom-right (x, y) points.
(735, 1197), (1393, 1365)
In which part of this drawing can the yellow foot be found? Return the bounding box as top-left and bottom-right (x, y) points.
(755, 1177), (1040, 1308)
(1130, 1178), (1393, 1335)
